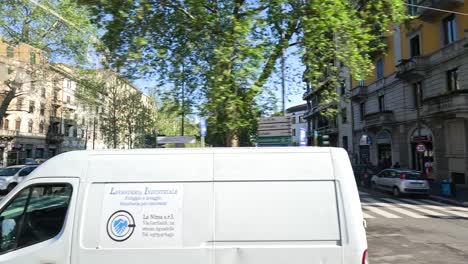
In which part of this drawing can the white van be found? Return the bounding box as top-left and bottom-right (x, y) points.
(0, 147), (367, 264)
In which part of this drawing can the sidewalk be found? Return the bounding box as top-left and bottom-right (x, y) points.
(428, 180), (468, 207)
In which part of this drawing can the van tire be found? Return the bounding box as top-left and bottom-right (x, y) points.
(393, 187), (401, 197)
(6, 183), (17, 193)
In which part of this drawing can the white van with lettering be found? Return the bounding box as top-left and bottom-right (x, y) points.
(0, 147), (367, 264)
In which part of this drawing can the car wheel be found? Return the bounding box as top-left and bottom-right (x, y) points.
(6, 183), (17, 193)
(393, 187), (401, 197)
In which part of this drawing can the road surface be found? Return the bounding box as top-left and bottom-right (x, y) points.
(360, 190), (468, 263)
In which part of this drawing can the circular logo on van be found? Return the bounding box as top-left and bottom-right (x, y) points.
(106, 210), (136, 242)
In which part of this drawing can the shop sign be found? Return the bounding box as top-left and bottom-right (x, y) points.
(359, 134), (372, 146)
(413, 135), (432, 142)
(416, 143), (426, 153)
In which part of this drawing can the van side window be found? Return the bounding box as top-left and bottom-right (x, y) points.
(0, 184), (72, 255)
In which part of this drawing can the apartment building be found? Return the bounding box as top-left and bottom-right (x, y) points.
(302, 68), (353, 154)
(0, 41), (155, 166)
(351, 0), (468, 187)
(286, 104), (307, 146)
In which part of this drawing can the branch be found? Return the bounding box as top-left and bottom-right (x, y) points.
(254, 18), (300, 90)
(158, 0), (195, 20)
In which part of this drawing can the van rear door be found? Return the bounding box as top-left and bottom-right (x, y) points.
(0, 177), (79, 264)
(213, 151), (343, 264)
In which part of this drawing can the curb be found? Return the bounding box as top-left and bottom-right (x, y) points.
(429, 195), (468, 207)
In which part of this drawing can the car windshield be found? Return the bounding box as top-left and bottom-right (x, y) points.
(403, 172), (423, 180)
(0, 168), (21, 177)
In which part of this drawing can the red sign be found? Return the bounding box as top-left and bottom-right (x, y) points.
(416, 143), (426, 153)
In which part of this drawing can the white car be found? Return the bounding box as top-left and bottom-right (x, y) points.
(0, 165), (38, 193)
(371, 169), (430, 197)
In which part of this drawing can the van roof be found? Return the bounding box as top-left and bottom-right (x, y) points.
(29, 147), (347, 182)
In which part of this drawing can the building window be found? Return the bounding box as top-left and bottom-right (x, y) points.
(292, 129), (296, 137)
(359, 102), (366, 121)
(358, 80), (365, 87)
(7, 67), (14, 75)
(52, 107), (58, 117)
(290, 116), (296, 124)
(30, 81), (35, 92)
(376, 58), (384, 80)
(443, 15), (457, 45)
(3, 119), (9, 130)
(16, 98), (23, 111)
(41, 87), (46, 98)
(66, 95), (71, 103)
(413, 82), (423, 108)
(447, 68), (459, 91)
(29, 100), (35, 113)
(410, 35), (421, 57)
(39, 122), (44, 133)
(6, 45), (14, 58)
(379, 95), (385, 112)
(340, 80), (346, 95)
(341, 108), (347, 124)
(299, 116), (305, 123)
(15, 119), (21, 131)
(30, 51), (36, 65)
(407, 0), (418, 16)
(53, 90), (58, 101)
(28, 120), (33, 133)
(40, 103), (45, 116)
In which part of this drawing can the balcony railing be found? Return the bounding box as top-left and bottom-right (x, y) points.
(396, 56), (429, 81)
(317, 125), (338, 135)
(363, 111), (395, 128)
(46, 133), (64, 143)
(418, 0), (464, 21)
(350, 85), (368, 101)
(0, 129), (19, 137)
(423, 91), (468, 116)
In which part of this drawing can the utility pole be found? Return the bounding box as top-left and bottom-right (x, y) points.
(181, 63), (185, 136)
(281, 35), (286, 115)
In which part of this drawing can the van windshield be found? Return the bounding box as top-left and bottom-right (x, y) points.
(0, 168), (21, 177)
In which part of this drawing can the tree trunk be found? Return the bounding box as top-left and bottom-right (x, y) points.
(231, 130), (240, 147)
(0, 87), (17, 120)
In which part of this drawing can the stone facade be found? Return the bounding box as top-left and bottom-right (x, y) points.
(352, 33), (468, 187)
(0, 41), (153, 166)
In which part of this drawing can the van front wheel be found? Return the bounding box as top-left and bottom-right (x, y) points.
(393, 187), (401, 197)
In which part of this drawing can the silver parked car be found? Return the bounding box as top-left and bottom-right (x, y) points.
(0, 165), (38, 193)
(371, 169), (430, 197)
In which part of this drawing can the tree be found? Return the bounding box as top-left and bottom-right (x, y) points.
(0, 0), (96, 120)
(79, 0), (405, 147)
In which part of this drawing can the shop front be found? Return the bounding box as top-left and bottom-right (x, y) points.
(376, 130), (392, 170)
(359, 134), (372, 165)
(410, 127), (434, 177)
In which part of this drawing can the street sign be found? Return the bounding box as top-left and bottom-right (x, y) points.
(299, 128), (307, 147)
(258, 123), (291, 130)
(416, 143), (426, 153)
(199, 119), (207, 137)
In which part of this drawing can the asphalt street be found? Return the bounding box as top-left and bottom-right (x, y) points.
(360, 189), (468, 263)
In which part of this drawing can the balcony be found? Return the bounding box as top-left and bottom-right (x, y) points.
(396, 57), (429, 81)
(418, 0), (464, 21)
(350, 85), (368, 101)
(423, 91), (468, 116)
(46, 133), (64, 144)
(317, 125), (338, 135)
(363, 111), (395, 128)
(0, 129), (19, 138)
